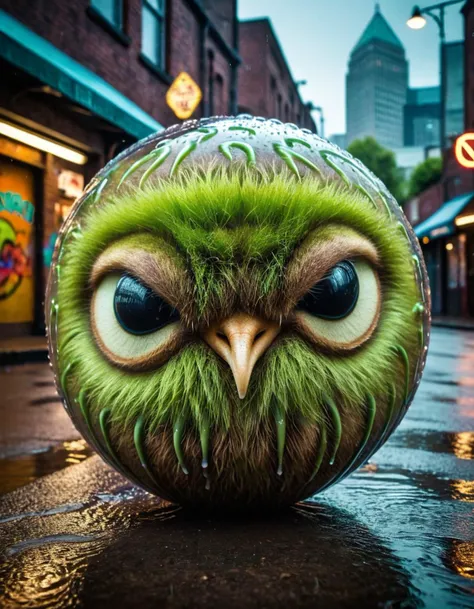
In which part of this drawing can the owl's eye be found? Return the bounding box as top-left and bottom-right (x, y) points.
(295, 259), (381, 350)
(114, 274), (180, 335)
(91, 273), (181, 368)
(297, 261), (359, 320)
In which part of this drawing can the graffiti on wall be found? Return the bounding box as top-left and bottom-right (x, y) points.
(0, 191), (34, 301)
(0, 217), (29, 299)
(0, 180), (35, 323)
(43, 232), (57, 268)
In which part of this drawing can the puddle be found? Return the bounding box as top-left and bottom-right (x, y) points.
(0, 535), (109, 609)
(0, 500), (418, 609)
(0, 440), (94, 496)
(1, 328), (474, 607)
(0, 502), (87, 525)
(5, 534), (102, 558)
(390, 430), (474, 460)
(446, 540), (474, 581)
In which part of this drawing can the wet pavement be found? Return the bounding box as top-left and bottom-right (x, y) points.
(0, 327), (473, 608)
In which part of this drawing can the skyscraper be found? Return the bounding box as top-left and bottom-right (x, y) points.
(404, 86), (441, 148)
(445, 41), (464, 142)
(346, 4), (408, 149)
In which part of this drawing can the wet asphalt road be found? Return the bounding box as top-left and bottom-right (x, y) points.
(0, 327), (473, 608)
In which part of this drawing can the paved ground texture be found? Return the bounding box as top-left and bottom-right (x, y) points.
(0, 327), (473, 608)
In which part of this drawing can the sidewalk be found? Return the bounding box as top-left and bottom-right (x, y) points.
(0, 335), (48, 365)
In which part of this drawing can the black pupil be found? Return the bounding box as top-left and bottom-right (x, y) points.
(297, 260), (359, 320)
(114, 275), (179, 335)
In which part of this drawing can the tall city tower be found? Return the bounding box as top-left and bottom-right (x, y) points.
(346, 4), (408, 148)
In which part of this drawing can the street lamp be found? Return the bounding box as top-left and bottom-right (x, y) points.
(407, 1), (464, 154)
(407, 6), (427, 29)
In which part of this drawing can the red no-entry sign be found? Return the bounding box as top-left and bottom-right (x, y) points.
(455, 133), (474, 168)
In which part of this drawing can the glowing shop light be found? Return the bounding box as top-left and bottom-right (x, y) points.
(0, 121), (88, 165)
(455, 214), (474, 227)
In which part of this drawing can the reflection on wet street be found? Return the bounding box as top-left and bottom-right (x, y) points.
(0, 327), (473, 608)
(0, 440), (93, 496)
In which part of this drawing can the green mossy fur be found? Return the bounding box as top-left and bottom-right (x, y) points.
(57, 165), (420, 436)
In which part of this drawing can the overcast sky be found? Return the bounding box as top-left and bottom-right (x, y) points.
(237, 0), (464, 136)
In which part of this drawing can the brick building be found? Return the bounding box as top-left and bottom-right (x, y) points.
(0, 0), (239, 338)
(237, 19), (316, 131)
(403, 1), (474, 318)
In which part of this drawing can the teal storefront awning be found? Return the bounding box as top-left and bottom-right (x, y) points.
(0, 9), (163, 140)
(414, 192), (474, 240)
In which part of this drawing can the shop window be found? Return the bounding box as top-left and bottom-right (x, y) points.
(458, 233), (467, 289)
(91, 0), (123, 30)
(447, 239), (460, 290)
(270, 76), (277, 115)
(142, 0), (166, 68)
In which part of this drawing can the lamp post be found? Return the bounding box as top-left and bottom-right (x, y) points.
(307, 103), (325, 138)
(407, 1), (464, 154)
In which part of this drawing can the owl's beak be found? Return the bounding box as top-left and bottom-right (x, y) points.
(202, 313), (280, 399)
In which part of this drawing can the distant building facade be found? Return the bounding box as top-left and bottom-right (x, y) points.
(0, 0), (239, 338)
(404, 87), (440, 148)
(238, 19), (316, 132)
(445, 41), (464, 143)
(346, 4), (408, 149)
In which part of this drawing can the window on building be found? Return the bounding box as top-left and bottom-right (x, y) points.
(91, 0), (123, 29)
(142, 0), (166, 68)
(409, 198), (420, 224)
(270, 76), (277, 117)
(215, 74), (225, 115)
(277, 94), (282, 119)
(207, 50), (215, 116)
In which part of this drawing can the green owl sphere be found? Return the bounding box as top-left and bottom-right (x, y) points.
(46, 116), (430, 510)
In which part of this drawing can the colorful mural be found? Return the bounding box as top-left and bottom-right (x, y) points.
(0, 161), (35, 324)
(43, 232), (57, 268)
(0, 217), (29, 298)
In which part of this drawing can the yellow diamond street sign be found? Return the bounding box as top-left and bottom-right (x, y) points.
(166, 72), (202, 120)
